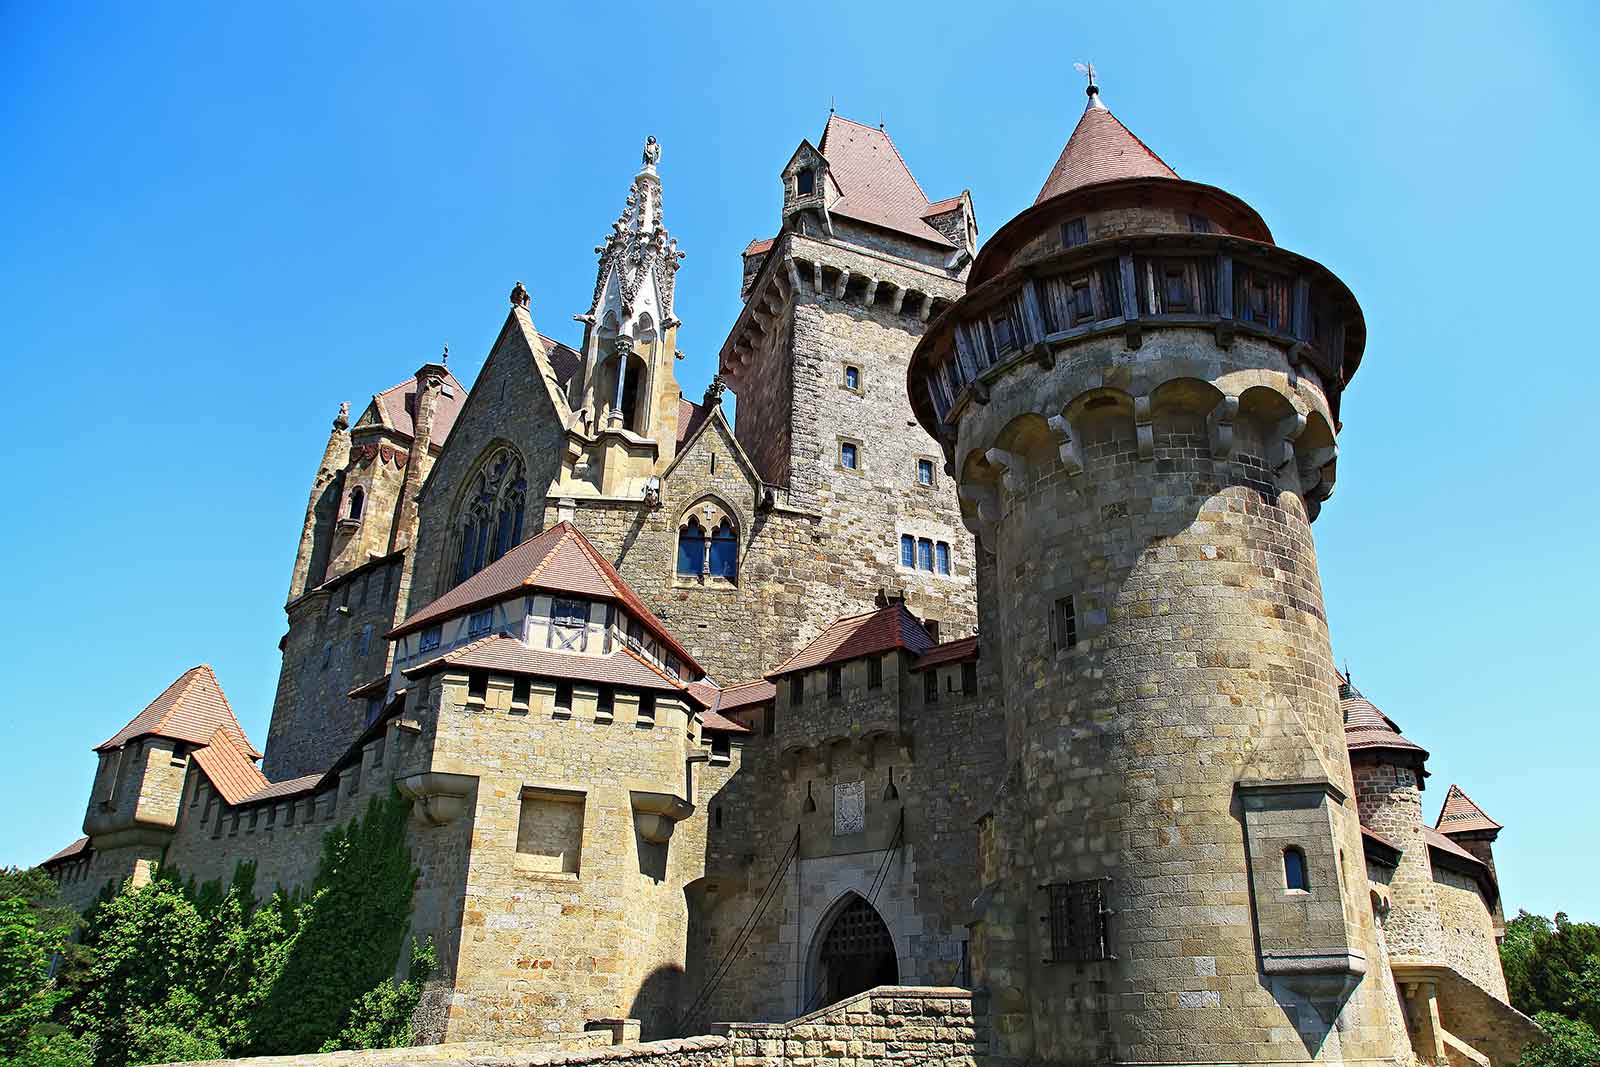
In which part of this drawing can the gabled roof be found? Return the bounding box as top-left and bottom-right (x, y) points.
(541, 334), (582, 390)
(190, 728), (270, 806)
(96, 665), (260, 758)
(371, 368), (469, 445)
(677, 395), (709, 449)
(711, 678), (776, 713)
(1340, 678), (1429, 767)
(1436, 784), (1503, 836)
(742, 237), (776, 257)
(922, 195), (964, 216)
(401, 634), (703, 704)
(913, 636), (979, 672)
(1424, 824), (1497, 901)
(239, 774), (323, 806)
(769, 605), (936, 677)
(42, 836), (90, 866)
(817, 115), (955, 249)
(389, 522), (702, 674)
(1034, 90), (1178, 206)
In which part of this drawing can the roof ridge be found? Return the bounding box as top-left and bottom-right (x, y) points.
(823, 113), (931, 203)
(617, 644), (688, 691)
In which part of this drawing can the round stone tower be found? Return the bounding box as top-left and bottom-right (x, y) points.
(910, 78), (1408, 1064)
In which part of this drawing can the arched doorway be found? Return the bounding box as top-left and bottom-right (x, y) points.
(806, 893), (898, 1011)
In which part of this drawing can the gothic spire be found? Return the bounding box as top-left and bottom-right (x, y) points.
(586, 135), (685, 332)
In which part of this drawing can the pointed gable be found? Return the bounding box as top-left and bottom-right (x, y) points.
(96, 665), (260, 758)
(390, 522), (703, 675)
(1034, 93), (1178, 205)
(1436, 784), (1503, 835)
(769, 605), (936, 677)
(370, 368), (469, 445)
(818, 115), (955, 248)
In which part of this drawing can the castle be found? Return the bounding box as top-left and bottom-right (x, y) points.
(39, 80), (1541, 1066)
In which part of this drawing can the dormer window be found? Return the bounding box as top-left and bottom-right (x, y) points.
(419, 625), (442, 653)
(549, 598), (588, 652)
(796, 168), (815, 196)
(467, 610), (493, 638)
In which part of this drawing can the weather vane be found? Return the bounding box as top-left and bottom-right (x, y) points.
(1074, 61), (1099, 96)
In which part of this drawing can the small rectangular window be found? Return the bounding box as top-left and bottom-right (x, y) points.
(790, 675), (804, 706)
(796, 167), (815, 195)
(468, 671), (488, 702)
(596, 687), (615, 720)
(552, 598), (586, 627)
(1072, 280), (1094, 322)
(827, 665), (842, 700)
(1188, 214), (1213, 234)
(1062, 217), (1088, 247)
(419, 626), (442, 653)
(665, 655), (681, 680)
(924, 669), (939, 705)
(917, 459), (935, 486)
(843, 365), (861, 391)
(917, 538), (934, 571)
(711, 733), (731, 761)
(868, 656), (883, 690)
(603, 604), (616, 653)
(554, 682), (573, 713)
(627, 617), (645, 652)
(840, 441), (858, 470)
(638, 692), (656, 726)
(1043, 878), (1114, 962)
(936, 542), (951, 575)
(467, 609), (493, 637)
(924, 619), (940, 642)
(962, 661), (977, 696)
(1162, 266), (1190, 311)
(512, 677), (530, 706)
(1054, 596), (1078, 651)
(901, 535), (915, 567)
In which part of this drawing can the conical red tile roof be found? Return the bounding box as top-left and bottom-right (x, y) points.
(1436, 784), (1502, 835)
(1340, 678), (1429, 764)
(96, 665), (260, 758)
(1034, 91), (1178, 205)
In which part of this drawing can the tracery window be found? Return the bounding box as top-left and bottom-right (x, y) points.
(450, 447), (527, 587)
(675, 501), (739, 583)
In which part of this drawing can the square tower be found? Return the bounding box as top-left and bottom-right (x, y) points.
(719, 115), (978, 634)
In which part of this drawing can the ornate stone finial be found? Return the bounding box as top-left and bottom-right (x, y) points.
(643, 135), (660, 167)
(703, 374), (727, 407)
(510, 280), (530, 309)
(614, 334), (636, 359)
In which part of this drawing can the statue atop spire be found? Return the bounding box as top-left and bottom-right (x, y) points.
(585, 136), (685, 328)
(643, 135), (660, 168)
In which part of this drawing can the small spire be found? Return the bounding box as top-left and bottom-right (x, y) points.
(829, 95), (835, 114)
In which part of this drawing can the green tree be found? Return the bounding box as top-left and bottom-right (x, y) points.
(1521, 1011), (1600, 1067)
(1503, 910), (1600, 1033)
(0, 867), (83, 1059)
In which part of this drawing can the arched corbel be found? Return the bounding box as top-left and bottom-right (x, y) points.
(835, 270), (851, 300)
(1209, 395), (1239, 459)
(890, 286), (907, 315)
(984, 448), (1026, 494)
(1274, 412), (1308, 473)
(1046, 415), (1084, 476)
(863, 278), (880, 306)
(784, 257), (803, 294)
(1134, 395), (1155, 461)
(958, 483), (1001, 546)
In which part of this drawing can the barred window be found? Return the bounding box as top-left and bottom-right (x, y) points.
(1042, 878), (1114, 963)
(1053, 596), (1077, 651)
(924, 669), (939, 705)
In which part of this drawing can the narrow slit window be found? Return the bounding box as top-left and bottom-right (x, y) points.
(901, 534), (915, 567)
(917, 538), (934, 572)
(917, 458), (935, 486)
(936, 542), (951, 575)
(790, 675), (804, 706)
(962, 661), (977, 696)
(1284, 847), (1310, 892)
(468, 671), (488, 702)
(1054, 596), (1078, 651)
(827, 665), (842, 699)
(867, 655), (883, 690)
(924, 669), (939, 705)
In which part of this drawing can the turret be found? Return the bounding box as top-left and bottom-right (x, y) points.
(914, 73), (1395, 1063)
(1436, 784), (1506, 937)
(287, 402), (351, 600)
(1342, 679), (1442, 957)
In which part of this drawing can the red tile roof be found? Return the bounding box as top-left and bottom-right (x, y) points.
(1340, 680), (1429, 764)
(1436, 784), (1502, 835)
(389, 522), (702, 674)
(677, 395), (709, 448)
(541, 334), (582, 390)
(239, 774), (323, 805)
(1424, 824), (1485, 867)
(42, 836), (89, 866)
(712, 678), (776, 713)
(701, 707), (751, 734)
(769, 605), (935, 677)
(191, 729), (270, 806)
(742, 237), (775, 257)
(401, 634), (705, 704)
(913, 635), (978, 671)
(1034, 95), (1178, 206)
(922, 196), (963, 216)
(817, 115), (955, 249)
(96, 665), (260, 758)
(373, 368), (469, 446)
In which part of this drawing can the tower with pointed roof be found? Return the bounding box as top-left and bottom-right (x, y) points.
(910, 74), (1398, 1062)
(719, 114), (980, 638)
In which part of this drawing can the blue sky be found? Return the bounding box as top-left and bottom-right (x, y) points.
(2, 1), (1596, 920)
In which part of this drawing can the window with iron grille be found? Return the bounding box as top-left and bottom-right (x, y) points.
(1042, 878), (1114, 962)
(1053, 595), (1077, 651)
(924, 669), (939, 705)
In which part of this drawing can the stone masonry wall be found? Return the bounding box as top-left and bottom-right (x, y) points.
(1434, 865), (1507, 999)
(1351, 759), (1444, 960)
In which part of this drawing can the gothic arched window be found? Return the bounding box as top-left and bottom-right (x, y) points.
(709, 516), (738, 579)
(450, 447), (527, 588)
(348, 486), (365, 521)
(676, 516), (706, 577)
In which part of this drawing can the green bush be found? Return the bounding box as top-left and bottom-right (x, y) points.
(1521, 1012), (1600, 1067)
